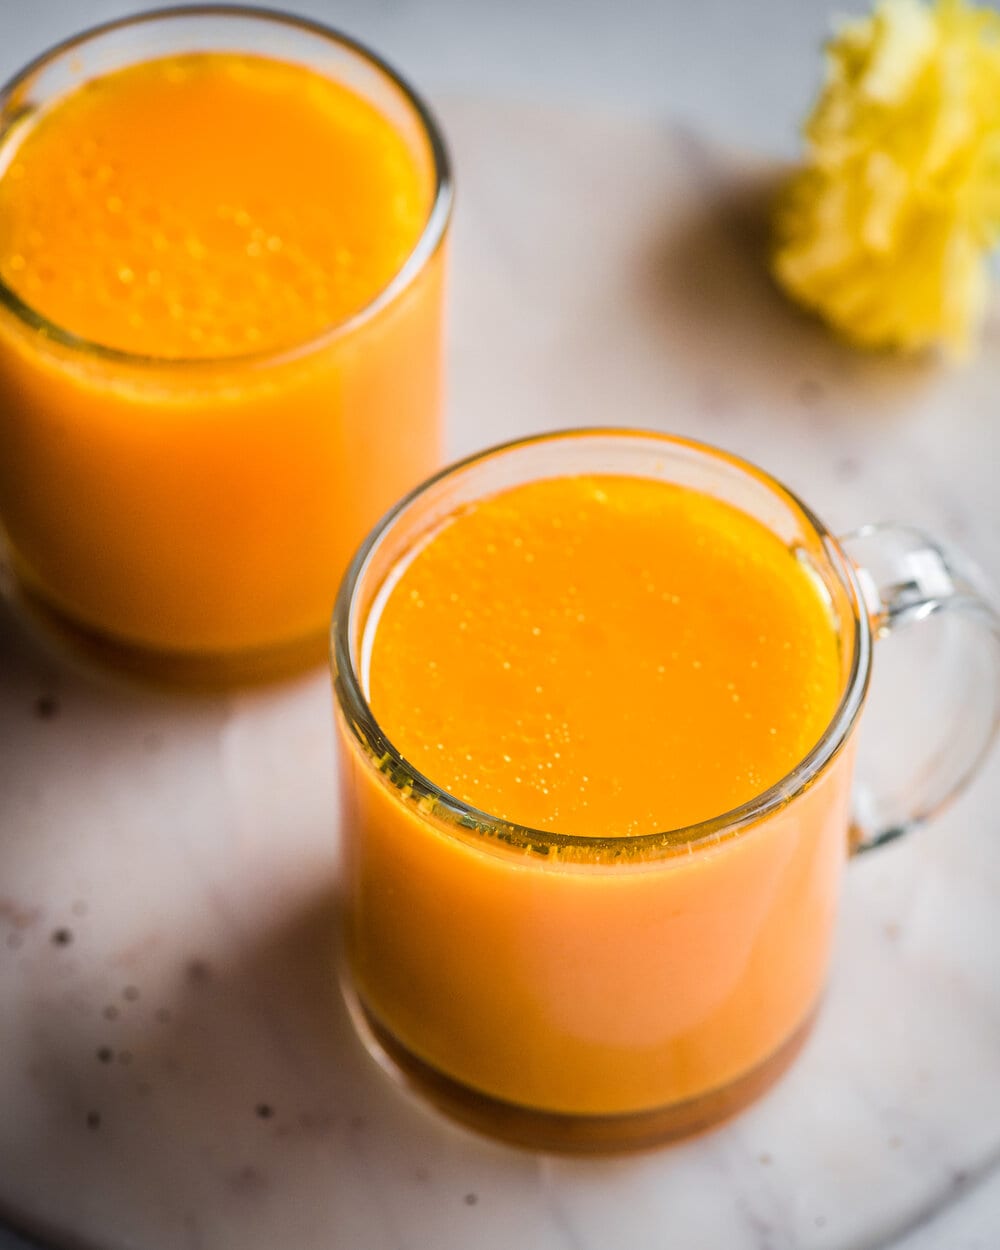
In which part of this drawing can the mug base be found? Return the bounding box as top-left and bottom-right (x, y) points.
(342, 975), (818, 1154)
(1, 558), (327, 689)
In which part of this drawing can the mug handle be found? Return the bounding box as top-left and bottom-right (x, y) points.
(838, 524), (1000, 854)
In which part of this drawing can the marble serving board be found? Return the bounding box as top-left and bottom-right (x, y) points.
(1, 98), (999, 1250)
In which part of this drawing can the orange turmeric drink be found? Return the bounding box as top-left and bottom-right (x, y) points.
(369, 478), (841, 835)
(334, 431), (866, 1150)
(0, 10), (450, 671)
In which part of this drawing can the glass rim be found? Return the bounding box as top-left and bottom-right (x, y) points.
(0, 3), (454, 370)
(331, 428), (874, 858)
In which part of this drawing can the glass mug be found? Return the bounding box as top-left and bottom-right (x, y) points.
(332, 430), (1000, 1152)
(0, 7), (452, 680)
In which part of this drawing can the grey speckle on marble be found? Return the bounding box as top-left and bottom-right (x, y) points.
(2, 4), (1000, 1250)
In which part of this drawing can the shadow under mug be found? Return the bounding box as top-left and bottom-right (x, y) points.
(331, 429), (1000, 1153)
(0, 5), (452, 684)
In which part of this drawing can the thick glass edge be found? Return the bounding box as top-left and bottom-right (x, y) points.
(0, 3), (454, 370)
(330, 428), (874, 860)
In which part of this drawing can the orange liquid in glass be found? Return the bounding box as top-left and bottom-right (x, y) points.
(0, 52), (443, 656)
(0, 53), (430, 358)
(342, 475), (852, 1117)
(370, 475), (842, 834)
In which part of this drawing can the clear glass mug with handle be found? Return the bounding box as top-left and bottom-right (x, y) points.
(332, 430), (1000, 1152)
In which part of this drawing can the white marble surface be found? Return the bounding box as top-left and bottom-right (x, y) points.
(2, 4), (1000, 1249)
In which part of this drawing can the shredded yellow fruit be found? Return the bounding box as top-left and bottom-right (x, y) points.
(773, 0), (1000, 356)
